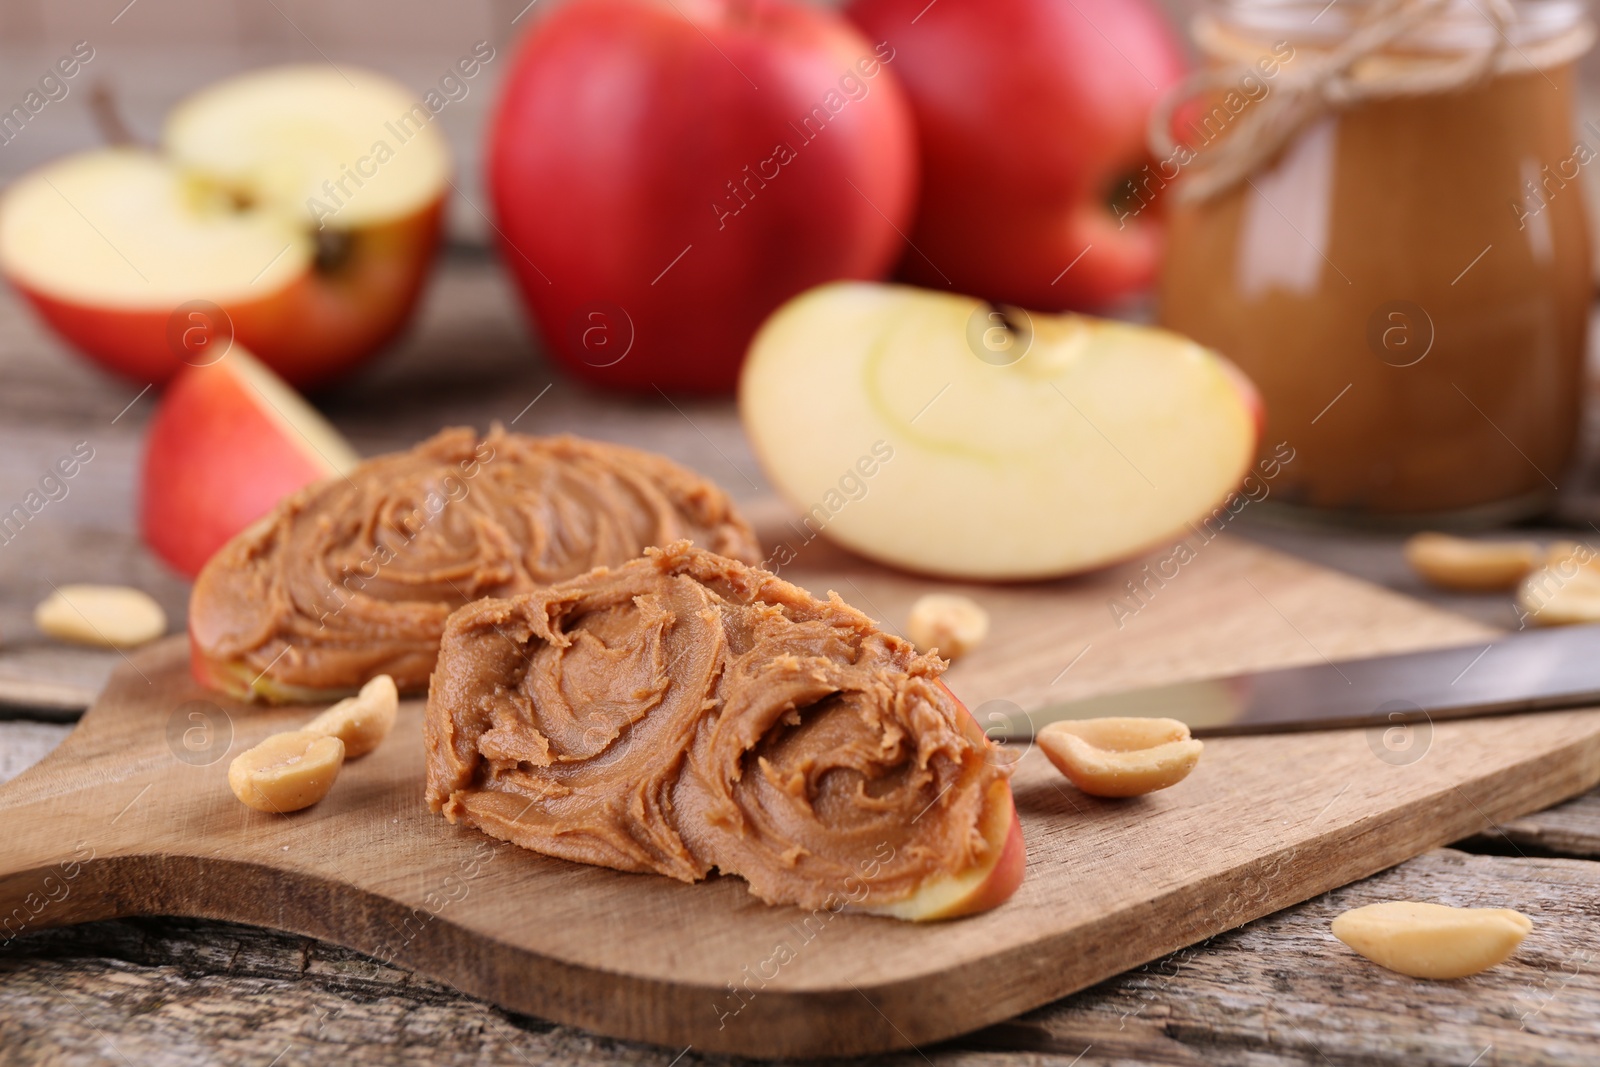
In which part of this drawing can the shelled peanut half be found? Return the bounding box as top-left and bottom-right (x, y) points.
(1517, 542), (1600, 625)
(1403, 533), (1600, 626)
(1403, 533), (1540, 592)
(228, 675), (398, 813)
(1038, 717), (1203, 798)
(1332, 901), (1533, 979)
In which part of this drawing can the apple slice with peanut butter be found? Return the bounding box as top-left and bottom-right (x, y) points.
(424, 542), (1024, 919)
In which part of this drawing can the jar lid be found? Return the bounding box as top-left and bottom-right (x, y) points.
(1207, 0), (1589, 55)
(1160, 0), (1594, 202)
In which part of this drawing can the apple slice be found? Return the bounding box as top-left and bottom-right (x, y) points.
(189, 627), (356, 704)
(862, 777), (1026, 921)
(0, 65), (448, 387)
(141, 347), (359, 578)
(861, 680), (1023, 920)
(740, 282), (1262, 580)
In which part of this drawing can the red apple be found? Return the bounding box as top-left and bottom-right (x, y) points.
(845, 0), (1186, 310)
(487, 0), (917, 393)
(0, 66), (449, 388)
(141, 347), (359, 578)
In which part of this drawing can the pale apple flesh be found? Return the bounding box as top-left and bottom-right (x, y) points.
(188, 631), (361, 705)
(857, 680), (1025, 920)
(164, 66), (450, 231)
(141, 347), (358, 579)
(0, 66), (449, 387)
(9, 197), (442, 386)
(740, 282), (1262, 580)
(860, 777), (1026, 921)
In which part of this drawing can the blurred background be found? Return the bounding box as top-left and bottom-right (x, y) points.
(2, 0), (1599, 237)
(4, 0), (1600, 707)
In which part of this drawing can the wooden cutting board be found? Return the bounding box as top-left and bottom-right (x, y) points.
(4, 531), (1600, 1059)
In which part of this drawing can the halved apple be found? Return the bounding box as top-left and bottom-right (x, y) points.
(740, 282), (1262, 580)
(0, 66), (449, 387)
(141, 347), (359, 578)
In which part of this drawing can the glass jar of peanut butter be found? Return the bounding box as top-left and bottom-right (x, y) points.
(1157, 0), (1594, 521)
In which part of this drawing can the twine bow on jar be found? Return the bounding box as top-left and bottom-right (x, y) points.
(1148, 0), (1594, 203)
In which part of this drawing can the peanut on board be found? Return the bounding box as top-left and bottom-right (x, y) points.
(228, 730), (345, 814)
(906, 593), (990, 660)
(304, 674), (398, 759)
(1037, 717), (1203, 798)
(1403, 533), (1539, 592)
(34, 584), (166, 648)
(1331, 900), (1532, 979)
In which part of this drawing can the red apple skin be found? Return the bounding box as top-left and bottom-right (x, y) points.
(923, 785), (1027, 920)
(13, 282), (291, 386)
(10, 199), (443, 389)
(487, 0), (917, 393)
(904, 681), (1026, 920)
(844, 0), (1186, 310)
(187, 631), (234, 695)
(140, 358), (335, 579)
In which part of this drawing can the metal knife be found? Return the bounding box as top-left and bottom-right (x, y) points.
(986, 623), (1600, 739)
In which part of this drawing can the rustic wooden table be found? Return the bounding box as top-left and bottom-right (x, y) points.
(2, 254), (1598, 1066)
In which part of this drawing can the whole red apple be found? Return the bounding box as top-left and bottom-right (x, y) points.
(487, 0), (917, 393)
(845, 0), (1186, 310)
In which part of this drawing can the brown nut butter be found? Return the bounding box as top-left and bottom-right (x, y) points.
(1157, 1), (1593, 520)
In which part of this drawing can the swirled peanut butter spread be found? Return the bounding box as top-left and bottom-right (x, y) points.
(189, 428), (761, 701)
(424, 542), (1011, 911)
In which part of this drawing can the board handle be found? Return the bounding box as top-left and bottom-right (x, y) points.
(0, 707), (141, 943)
(0, 836), (106, 943)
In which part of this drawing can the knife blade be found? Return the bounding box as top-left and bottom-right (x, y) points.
(985, 623), (1600, 739)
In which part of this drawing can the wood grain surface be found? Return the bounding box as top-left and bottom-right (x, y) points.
(6, 251), (1600, 1064)
(2, 848), (1595, 1067)
(4, 534), (1599, 1058)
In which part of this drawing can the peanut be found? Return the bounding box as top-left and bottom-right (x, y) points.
(1543, 540), (1593, 570)
(228, 730), (345, 813)
(906, 594), (989, 660)
(34, 584), (167, 648)
(1331, 900), (1532, 979)
(1037, 717), (1202, 797)
(1517, 561), (1600, 626)
(304, 674), (398, 759)
(1403, 533), (1539, 592)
